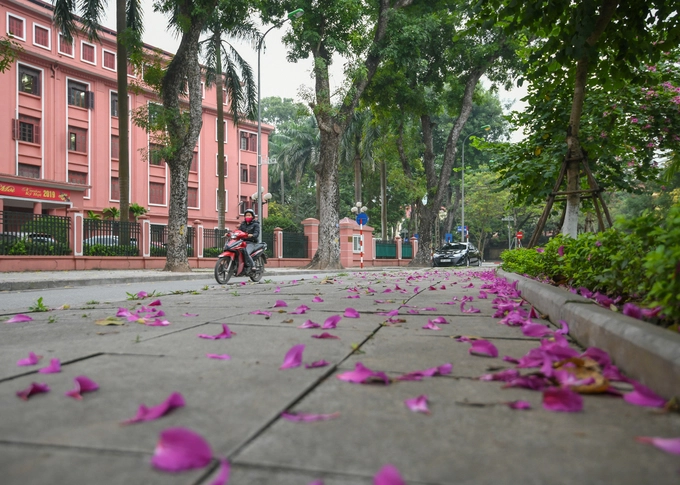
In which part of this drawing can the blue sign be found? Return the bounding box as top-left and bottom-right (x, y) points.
(445, 233), (453, 243)
(356, 213), (369, 225)
(456, 225), (468, 233)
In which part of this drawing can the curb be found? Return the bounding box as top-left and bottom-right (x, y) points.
(498, 269), (680, 400)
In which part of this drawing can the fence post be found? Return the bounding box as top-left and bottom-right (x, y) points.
(0, 198), (4, 233)
(396, 235), (402, 260)
(193, 220), (203, 258)
(412, 238), (418, 259)
(138, 215), (150, 257)
(274, 227), (283, 259)
(301, 218), (319, 259)
(67, 208), (83, 256)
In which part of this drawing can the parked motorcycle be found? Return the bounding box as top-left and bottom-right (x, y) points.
(214, 229), (267, 284)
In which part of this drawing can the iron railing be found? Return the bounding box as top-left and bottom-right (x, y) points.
(262, 232), (274, 258)
(0, 211), (71, 255)
(203, 228), (229, 258)
(375, 240), (397, 259)
(402, 241), (413, 259)
(82, 219), (140, 256)
(282, 232), (307, 258)
(150, 224), (194, 257)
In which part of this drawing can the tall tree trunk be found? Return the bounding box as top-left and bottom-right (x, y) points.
(161, 13), (207, 271)
(116, 0), (129, 225)
(215, 31), (226, 231)
(380, 159), (387, 239)
(354, 155), (362, 203)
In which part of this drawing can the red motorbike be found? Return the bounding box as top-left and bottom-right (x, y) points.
(214, 230), (267, 284)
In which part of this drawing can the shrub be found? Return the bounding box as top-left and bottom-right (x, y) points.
(84, 244), (138, 257)
(203, 247), (222, 258)
(500, 248), (543, 276)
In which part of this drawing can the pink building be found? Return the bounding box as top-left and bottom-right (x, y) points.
(0, 0), (270, 229)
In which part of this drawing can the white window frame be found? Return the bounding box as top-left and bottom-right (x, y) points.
(188, 186), (199, 209)
(222, 87), (228, 105)
(58, 33), (74, 57)
(200, 82), (205, 99)
(216, 189), (229, 212)
(216, 153), (228, 177)
(6, 13), (26, 41)
(102, 49), (116, 72)
(353, 235), (362, 253)
(80, 40), (96, 65)
(216, 119), (227, 143)
(32, 23), (51, 50)
(148, 182), (167, 207)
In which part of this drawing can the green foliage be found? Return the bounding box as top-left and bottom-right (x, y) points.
(20, 217), (70, 245)
(129, 203), (148, 220)
(84, 244), (139, 257)
(499, 247), (542, 276)
(103, 207), (120, 220)
(29, 297), (49, 312)
(203, 247), (221, 258)
(0, 35), (21, 73)
(86, 210), (101, 220)
(263, 201), (301, 233)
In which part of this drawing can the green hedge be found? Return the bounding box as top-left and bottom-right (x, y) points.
(1, 240), (71, 256)
(84, 244), (138, 257)
(501, 203), (680, 325)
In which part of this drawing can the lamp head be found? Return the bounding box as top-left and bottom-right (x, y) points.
(288, 8), (304, 19)
(263, 193), (273, 201)
(361, 206), (368, 213)
(251, 192), (258, 200)
(351, 207), (358, 214)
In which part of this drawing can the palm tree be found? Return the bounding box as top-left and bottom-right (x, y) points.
(201, 13), (258, 230)
(339, 109), (378, 204)
(53, 0), (144, 225)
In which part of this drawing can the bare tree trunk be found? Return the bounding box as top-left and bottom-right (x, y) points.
(216, 31), (226, 231)
(116, 0), (129, 225)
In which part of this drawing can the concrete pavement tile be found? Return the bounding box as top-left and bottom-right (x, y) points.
(378, 314), (541, 340)
(204, 463), (380, 485)
(235, 376), (680, 485)
(0, 443), (202, 485)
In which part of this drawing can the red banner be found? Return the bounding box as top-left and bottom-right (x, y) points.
(0, 182), (71, 203)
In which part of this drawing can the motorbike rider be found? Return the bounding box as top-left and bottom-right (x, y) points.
(238, 209), (260, 273)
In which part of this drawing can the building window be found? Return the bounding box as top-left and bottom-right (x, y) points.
(190, 152), (198, 172)
(110, 177), (120, 200)
(7, 14), (25, 40)
(149, 182), (165, 205)
(68, 170), (87, 185)
(58, 33), (73, 56)
(111, 135), (119, 159)
(33, 25), (50, 49)
(148, 103), (162, 126)
(216, 154), (227, 177)
(188, 187), (198, 208)
(13, 116), (41, 144)
(239, 196), (250, 215)
(103, 50), (115, 70)
(249, 166), (257, 185)
(81, 41), (95, 64)
(18, 65), (40, 96)
(111, 92), (118, 117)
(149, 143), (164, 165)
(241, 165), (248, 183)
(240, 131), (257, 151)
(240, 132), (248, 150)
(127, 63), (135, 77)
(18, 163), (40, 179)
(353, 235), (362, 253)
(68, 126), (87, 153)
(68, 81), (93, 109)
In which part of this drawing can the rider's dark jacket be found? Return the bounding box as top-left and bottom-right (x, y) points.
(238, 219), (260, 243)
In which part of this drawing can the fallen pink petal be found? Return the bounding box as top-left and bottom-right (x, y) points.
(122, 392), (186, 425)
(322, 315), (342, 329)
(556, 320), (570, 335)
(430, 316), (449, 324)
(635, 436), (680, 456)
(462, 305), (481, 314)
(151, 427), (212, 472)
(507, 400), (532, 410)
(38, 358), (61, 374)
(312, 332), (340, 339)
(148, 299), (162, 307)
(623, 381), (666, 408)
(503, 356), (520, 364)
(210, 458), (231, 485)
(182, 313), (199, 317)
(274, 287), (281, 293)
(343, 308), (360, 318)
(312, 296), (324, 303)
(542, 387), (583, 412)
(468, 340), (499, 358)
(374, 464), (406, 485)
(65, 375), (99, 400)
(6, 314), (34, 323)
(299, 320), (321, 329)
(207, 354), (231, 360)
(281, 411), (340, 422)
(404, 395), (430, 414)
(198, 324), (235, 340)
(337, 362), (390, 385)
(147, 318), (171, 327)
(273, 300), (288, 308)
(16, 382), (50, 400)
(136, 291), (148, 299)
(280, 344), (305, 370)
(422, 321), (441, 330)
(521, 323), (554, 338)
(250, 310), (273, 317)
(290, 305), (311, 315)
(17, 351), (42, 366)
(305, 360), (331, 368)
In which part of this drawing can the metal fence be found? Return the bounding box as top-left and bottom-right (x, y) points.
(282, 232), (307, 258)
(0, 211), (71, 255)
(83, 219), (140, 256)
(402, 241), (413, 259)
(375, 240), (397, 259)
(262, 232), (274, 258)
(150, 224), (194, 257)
(203, 228), (229, 258)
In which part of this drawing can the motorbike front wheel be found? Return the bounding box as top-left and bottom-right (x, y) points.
(214, 257), (235, 284)
(250, 256), (265, 282)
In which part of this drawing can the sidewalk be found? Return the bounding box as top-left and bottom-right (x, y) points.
(1, 268), (679, 484)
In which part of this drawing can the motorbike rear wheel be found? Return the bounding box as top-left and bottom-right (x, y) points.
(214, 257), (235, 284)
(250, 256), (265, 282)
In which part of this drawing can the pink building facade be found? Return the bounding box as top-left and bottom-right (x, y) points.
(0, 0), (270, 228)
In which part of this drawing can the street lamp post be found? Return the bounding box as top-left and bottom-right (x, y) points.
(461, 125), (491, 246)
(256, 8), (304, 243)
(351, 202), (367, 269)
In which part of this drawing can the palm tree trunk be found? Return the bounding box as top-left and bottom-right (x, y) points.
(116, 0), (129, 226)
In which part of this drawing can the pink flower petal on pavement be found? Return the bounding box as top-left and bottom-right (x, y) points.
(462, 305), (481, 314)
(182, 313), (199, 317)
(136, 291), (148, 299)
(480, 369), (520, 382)
(430, 316), (449, 324)
(322, 315), (342, 329)
(305, 360), (331, 368)
(207, 354), (231, 360)
(378, 309), (399, 317)
(503, 355), (520, 364)
(151, 427), (212, 472)
(312, 296), (324, 303)
(542, 387), (583, 412)
(122, 392), (186, 424)
(636, 436), (680, 456)
(398, 363), (452, 381)
(556, 320), (569, 335)
(374, 464), (406, 485)
(147, 318), (171, 326)
(17, 351), (42, 366)
(65, 375), (99, 400)
(521, 323), (554, 338)
(422, 321), (441, 330)
(6, 314), (33, 323)
(198, 324), (235, 340)
(344, 308), (360, 318)
(290, 305), (311, 315)
(16, 382), (50, 400)
(507, 400), (532, 410)
(346, 294), (360, 299)
(148, 299), (162, 307)
(468, 340), (499, 358)
(250, 310), (272, 317)
(404, 395), (430, 414)
(273, 300), (288, 308)
(623, 381), (666, 408)
(280, 344), (305, 369)
(274, 286), (281, 293)
(38, 358), (61, 374)
(116, 308), (133, 318)
(281, 411), (340, 422)
(478, 290), (488, 299)
(337, 362), (390, 385)
(210, 459), (231, 485)
(312, 332), (340, 339)
(299, 320), (321, 329)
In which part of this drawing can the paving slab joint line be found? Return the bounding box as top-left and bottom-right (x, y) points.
(0, 439), (149, 458)
(0, 352), (104, 384)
